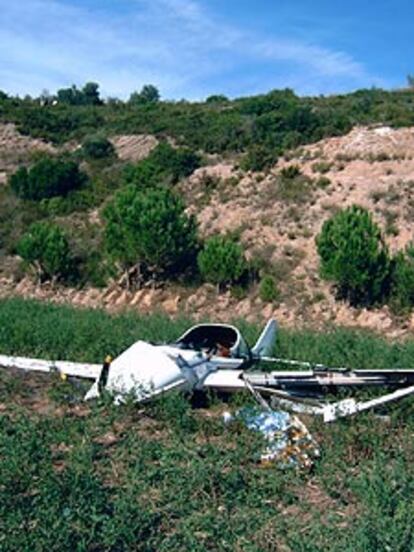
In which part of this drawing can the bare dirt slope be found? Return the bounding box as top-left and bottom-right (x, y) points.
(109, 134), (158, 162)
(0, 123), (56, 184)
(180, 125), (414, 334)
(0, 125), (158, 184)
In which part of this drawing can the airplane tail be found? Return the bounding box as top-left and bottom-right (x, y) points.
(251, 319), (277, 358)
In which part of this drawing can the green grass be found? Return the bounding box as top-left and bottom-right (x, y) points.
(1, 298), (414, 551)
(1, 297), (414, 370)
(0, 298), (193, 362)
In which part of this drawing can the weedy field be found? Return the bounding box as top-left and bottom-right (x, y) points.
(1, 298), (414, 551)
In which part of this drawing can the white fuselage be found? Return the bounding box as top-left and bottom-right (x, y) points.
(84, 341), (245, 402)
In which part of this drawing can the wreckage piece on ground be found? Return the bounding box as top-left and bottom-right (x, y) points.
(84, 321), (273, 402)
(2, 319), (414, 421)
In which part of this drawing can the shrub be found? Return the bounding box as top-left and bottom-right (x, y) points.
(124, 142), (201, 188)
(129, 84), (160, 105)
(57, 82), (102, 105)
(103, 186), (198, 282)
(197, 235), (247, 290)
(315, 176), (331, 189)
(240, 145), (275, 172)
(17, 222), (72, 283)
(150, 142), (201, 182)
(280, 164), (301, 180)
(76, 249), (112, 288)
(275, 170), (313, 204)
(311, 161), (332, 174)
(316, 205), (390, 305)
(10, 157), (87, 200)
(206, 94), (229, 104)
(259, 275), (280, 303)
(389, 245), (414, 313)
(123, 158), (161, 189)
(82, 135), (115, 159)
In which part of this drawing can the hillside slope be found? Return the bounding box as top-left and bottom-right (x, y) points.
(1, 122), (414, 336)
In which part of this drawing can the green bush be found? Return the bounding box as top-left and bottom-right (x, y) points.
(206, 94), (229, 104)
(316, 205), (390, 306)
(240, 145), (276, 172)
(197, 235), (247, 289)
(389, 245), (414, 313)
(276, 168), (313, 203)
(315, 176), (331, 189)
(17, 222), (72, 282)
(129, 84), (160, 105)
(10, 157), (87, 200)
(124, 142), (201, 188)
(123, 158), (161, 189)
(259, 275), (280, 303)
(82, 135), (115, 159)
(104, 186), (198, 281)
(280, 164), (301, 179)
(151, 142), (201, 182)
(57, 81), (102, 106)
(311, 161), (332, 174)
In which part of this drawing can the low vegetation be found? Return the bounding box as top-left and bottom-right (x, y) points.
(10, 156), (87, 200)
(81, 135), (115, 160)
(104, 186), (199, 285)
(311, 160), (333, 174)
(316, 205), (414, 312)
(124, 142), (202, 188)
(259, 275), (280, 303)
(389, 245), (414, 313)
(17, 222), (72, 283)
(240, 144), (276, 172)
(1, 299), (414, 550)
(198, 235), (247, 290)
(275, 165), (314, 203)
(316, 206), (391, 306)
(4, 84), (414, 155)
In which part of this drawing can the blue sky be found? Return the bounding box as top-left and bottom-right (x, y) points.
(0, 0), (411, 100)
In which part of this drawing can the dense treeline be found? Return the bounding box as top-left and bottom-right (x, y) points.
(1, 84), (414, 159)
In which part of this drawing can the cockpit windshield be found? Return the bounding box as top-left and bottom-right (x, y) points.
(176, 325), (239, 357)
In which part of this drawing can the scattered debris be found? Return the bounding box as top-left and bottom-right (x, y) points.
(224, 407), (319, 469)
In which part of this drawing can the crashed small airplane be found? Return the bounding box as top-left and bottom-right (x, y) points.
(2, 319), (414, 422)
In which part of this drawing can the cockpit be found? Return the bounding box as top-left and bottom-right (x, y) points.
(175, 324), (250, 359)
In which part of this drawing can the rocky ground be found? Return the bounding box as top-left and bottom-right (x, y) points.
(2, 123), (414, 337)
(0, 123), (56, 184)
(109, 134), (158, 162)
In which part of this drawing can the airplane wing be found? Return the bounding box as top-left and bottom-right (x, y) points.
(0, 354), (101, 379)
(202, 369), (246, 391)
